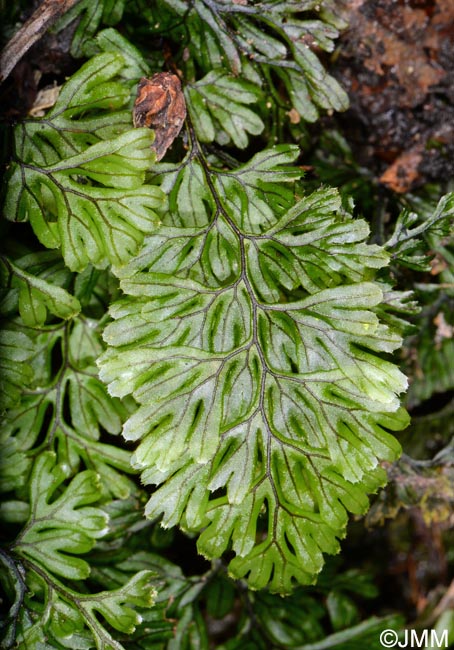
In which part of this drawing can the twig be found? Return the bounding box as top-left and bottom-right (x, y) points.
(414, 579), (454, 629)
(0, 0), (81, 83)
(431, 580), (454, 621)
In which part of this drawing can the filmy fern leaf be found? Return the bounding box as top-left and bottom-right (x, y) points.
(156, 0), (349, 121)
(1, 317), (134, 499)
(1, 253), (81, 327)
(385, 192), (454, 272)
(0, 0), (425, 644)
(99, 145), (409, 593)
(1, 455), (156, 650)
(4, 54), (166, 272)
(13, 451), (109, 580)
(186, 70), (264, 148)
(0, 329), (34, 410)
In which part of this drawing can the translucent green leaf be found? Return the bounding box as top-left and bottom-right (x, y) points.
(290, 41), (348, 112)
(214, 146), (301, 233)
(189, 1), (241, 74)
(385, 192), (454, 271)
(100, 158), (408, 592)
(1, 552), (156, 650)
(157, 155), (215, 228)
(0, 329), (34, 409)
(235, 15), (287, 60)
(3, 53), (166, 273)
(5, 130), (164, 272)
(0, 500), (29, 523)
(171, 0), (349, 118)
(47, 593), (94, 649)
(79, 571), (156, 635)
(3, 315), (133, 499)
(54, 0), (126, 57)
(3, 256), (80, 327)
(326, 590), (359, 631)
(278, 68), (319, 123)
(7, 620), (48, 649)
(94, 29), (149, 80)
(129, 145), (300, 289)
(186, 71), (264, 148)
(13, 53), (132, 166)
(0, 427), (30, 493)
(14, 452), (108, 580)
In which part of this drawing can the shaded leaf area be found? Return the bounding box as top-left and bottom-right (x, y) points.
(0, 252), (80, 327)
(186, 70), (264, 148)
(2, 484), (402, 650)
(0, 314), (134, 499)
(66, 498), (404, 650)
(131, 0), (348, 132)
(391, 193), (454, 460)
(0, 329), (34, 411)
(397, 292), (454, 461)
(13, 451), (109, 579)
(0, 252), (158, 649)
(4, 52), (165, 272)
(100, 144), (409, 593)
(129, 551), (401, 650)
(0, 454), (156, 650)
(54, 0), (128, 58)
(332, 0), (454, 192)
(0, 245), (138, 500)
(0, 0), (144, 123)
(350, 187), (454, 627)
(386, 195), (454, 272)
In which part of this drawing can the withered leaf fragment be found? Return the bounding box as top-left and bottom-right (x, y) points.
(133, 72), (186, 161)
